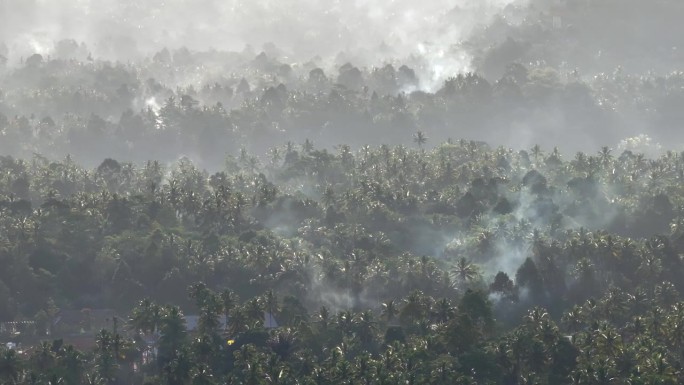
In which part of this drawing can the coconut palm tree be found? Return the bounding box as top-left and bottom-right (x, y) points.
(413, 131), (427, 150)
(450, 258), (481, 287)
(220, 290), (239, 331)
(128, 298), (160, 336)
(157, 306), (187, 370)
(432, 298), (455, 324)
(0, 348), (21, 384)
(381, 300), (399, 324)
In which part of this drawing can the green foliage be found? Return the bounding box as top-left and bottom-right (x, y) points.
(1, 139), (684, 383)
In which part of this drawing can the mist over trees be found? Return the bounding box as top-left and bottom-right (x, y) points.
(1, 0), (684, 166)
(1, 46), (682, 169)
(2, 1), (684, 384)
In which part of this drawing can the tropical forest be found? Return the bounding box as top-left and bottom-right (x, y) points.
(1, 0), (684, 384)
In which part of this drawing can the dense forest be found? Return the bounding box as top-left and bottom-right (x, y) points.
(2, 0), (684, 384)
(2, 140), (684, 384)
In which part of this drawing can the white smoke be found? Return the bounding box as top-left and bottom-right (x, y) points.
(617, 134), (663, 157)
(0, 0), (528, 88)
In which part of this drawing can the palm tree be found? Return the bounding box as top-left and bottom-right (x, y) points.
(244, 298), (264, 326)
(315, 306), (331, 331)
(189, 284), (222, 335)
(637, 253), (662, 287)
(323, 186), (336, 207)
(400, 291), (427, 326)
(302, 139), (314, 153)
(561, 306), (586, 333)
(432, 298), (455, 324)
(30, 341), (56, 375)
(381, 300), (399, 324)
(268, 147), (282, 167)
(262, 290), (280, 319)
(545, 146), (562, 167)
(267, 328), (297, 360)
(598, 146), (613, 169)
(354, 310), (377, 343)
(450, 258), (480, 287)
(413, 131), (427, 150)
(530, 144), (543, 166)
(0, 348), (21, 384)
(94, 330), (118, 384)
(164, 346), (193, 385)
(190, 364), (215, 385)
(57, 345), (84, 385)
(157, 306), (187, 370)
(228, 308), (249, 335)
(594, 324), (621, 356)
(199, 294), (223, 336)
(128, 298), (160, 336)
(572, 152), (589, 174)
(336, 310), (356, 336)
(220, 290), (239, 331)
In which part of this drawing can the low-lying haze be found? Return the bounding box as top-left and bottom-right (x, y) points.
(1, 0), (684, 165)
(2, 0), (523, 83)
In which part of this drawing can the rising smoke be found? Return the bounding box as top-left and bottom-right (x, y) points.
(1, 0), (683, 163)
(0, 0), (527, 88)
